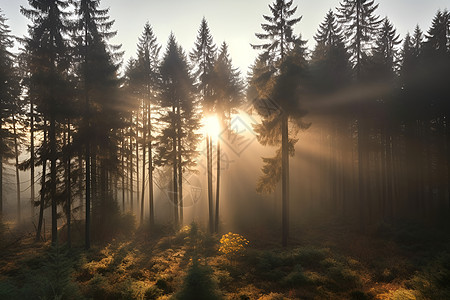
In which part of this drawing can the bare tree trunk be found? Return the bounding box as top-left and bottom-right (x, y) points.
(148, 103), (154, 226)
(177, 106), (183, 225)
(30, 97), (35, 220)
(121, 133), (125, 212)
(214, 140), (220, 233)
(13, 115), (21, 223)
(66, 119), (72, 248)
(50, 114), (57, 245)
(173, 106), (179, 229)
(136, 110), (140, 218)
(281, 114), (289, 247)
(130, 131), (134, 213)
(140, 103), (147, 226)
(207, 135), (213, 233)
(36, 121), (47, 242)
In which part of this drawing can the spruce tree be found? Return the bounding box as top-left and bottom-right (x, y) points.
(190, 18), (216, 232)
(21, 0), (72, 244)
(126, 22), (160, 226)
(251, 0), (308, 246)
(72, 0), (124, 249)
(211, 42), (243, 233)
(0, 10), (19, 217)
(337, 0), (382, 78)
(157, 34), (201, 229)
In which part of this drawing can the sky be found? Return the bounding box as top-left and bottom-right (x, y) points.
(0, 0), (449, 74)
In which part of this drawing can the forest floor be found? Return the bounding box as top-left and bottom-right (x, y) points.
(0, 217), (449, 300)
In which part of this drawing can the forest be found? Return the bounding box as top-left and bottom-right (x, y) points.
(0, 0), (450, 299)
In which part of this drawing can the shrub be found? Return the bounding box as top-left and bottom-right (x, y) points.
(173, 261), (222, 300)
(219, 232), (249, 262)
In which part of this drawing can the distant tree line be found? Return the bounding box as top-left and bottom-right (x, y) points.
(0, 0), (449, 248)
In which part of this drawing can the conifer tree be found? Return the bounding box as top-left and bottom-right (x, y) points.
(251, 0), (308, 246)
(311, 9), (351, 92)
(157, 34), (201, 229)
(21, 0), (72, 244)
(72, 0), (124, 249)
(190, 18), (217, 232)
(337, 0), (382, 78)
(126, 22), (160, 226)
(211, 42), (243, 233)
(0, 10), (19, 216)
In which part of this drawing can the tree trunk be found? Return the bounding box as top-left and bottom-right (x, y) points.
(136, 110), (140, 218)
(66, 119), (71, 248)
(121, 134), (125, 212)
(36, 121), (47, 242)
(50, 114), (57, 245)
(281, 114), (289, 247)
(173, 106), (179, 229)
(13, 115), (21, 223)
(214, 139), (221, 233)
(140, 103), (147, 226)
(177, 105), (183, 225)
(130, 132), (134, 213)
(207, 135), (213, 233)
(30, 97), (35, 220)
(148, 103), (154, 226)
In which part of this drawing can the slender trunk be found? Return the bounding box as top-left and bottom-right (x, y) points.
(0, 118), (3, 215)
(148, 103), (154, 226)
(281, 114), (289, 247)
(84, 18), (91, 250)
(121, 133), (125, 212)
(214, 139), (220, 233)
(30, 97), (35, 219)
(36, 121), (47, 241)
(130, 131), (134, 212)
(173, 106), (179, 228)
(66, 119), (71, 248)
(136, 112), (140, 217)
(141, 103), (147, 226)
(207, 135), (213, 233)
(50, 114), (57, 245)
(177, 105), (183, 225)
(13, 115), (21, 223)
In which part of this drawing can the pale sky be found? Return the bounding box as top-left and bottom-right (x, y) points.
(1, 0), (448, 74)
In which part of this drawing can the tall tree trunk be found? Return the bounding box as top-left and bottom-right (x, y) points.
(66, 119), (71, 248)
(36, 121), (47, 242)
(50, 114), (57, 245)
(0, 118), (3, 216)
(30, 97), (35, 220)
(121, 134), (125, 212)
(130, 132), (134, 213)
(207, 135), (213, 233)
(148, 103), (154, 226)
(177, 105), (183, 225)
(13, 115), (21, 223)
(140, 103), (147, 226)
(281, 114), (289, 247)
(84, 22), (91, 250)
(136, 111), (140, 217)
(173, 106), (179, 229)
(214, 139), (221, 233)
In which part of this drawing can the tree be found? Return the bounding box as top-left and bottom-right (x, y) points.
(157, 34), (201, 229)
(0, 10), (18, 217)
(190, 18), (216, 232)
(211, 42), (243, 233)
(311, 9), (351, 92)
(125, 22), (160, 226)
(73, 0), (124, 249)
(21, 0), (72, 244)
(251, 0), (308, 247)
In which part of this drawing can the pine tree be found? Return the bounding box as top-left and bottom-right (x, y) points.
(251, 0), (308, 247)
(72, 0), (124, 249)
(370, 17), (401, 78)
(157, 34), (201, 229)
(311, 9), (351, 92)
(21, 0), (72, 244)
(190, 18), (217, 232)
(337, 0), (382, 78)
(0, 10), (19, 217)
(126, 22), (160, 226)
(211, 42), (243, 233)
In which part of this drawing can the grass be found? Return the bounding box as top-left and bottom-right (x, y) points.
(0, 219), (449, 299)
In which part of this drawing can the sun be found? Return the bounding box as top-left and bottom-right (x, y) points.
(202, 115), (221, 140)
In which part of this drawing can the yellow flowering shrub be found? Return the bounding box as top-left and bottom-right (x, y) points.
(219, 232), (249, 260)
